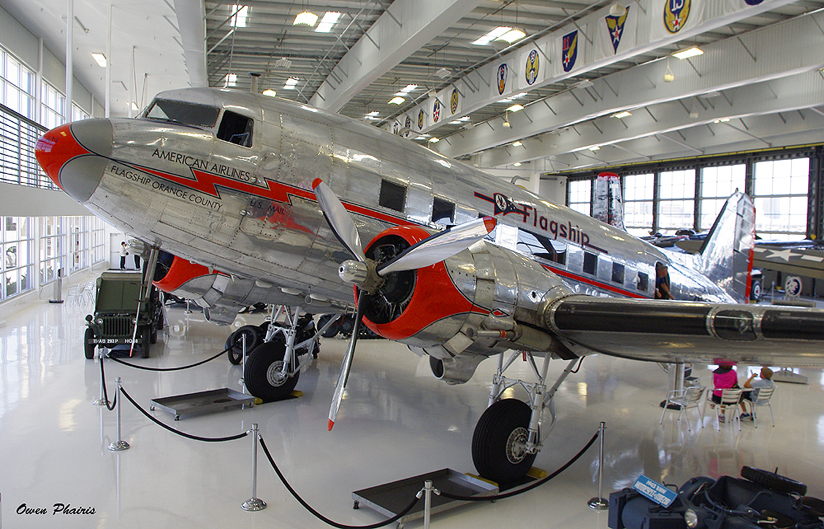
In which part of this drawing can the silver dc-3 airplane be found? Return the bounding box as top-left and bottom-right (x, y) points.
(35, 87), (824, 484)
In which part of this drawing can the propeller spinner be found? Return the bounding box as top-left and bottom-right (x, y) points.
(311, 179), (496, 430)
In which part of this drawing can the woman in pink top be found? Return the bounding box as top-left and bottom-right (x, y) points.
(711, 364), (738, 404)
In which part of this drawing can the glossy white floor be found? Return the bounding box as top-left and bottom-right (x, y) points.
(1, 279), (823, 528)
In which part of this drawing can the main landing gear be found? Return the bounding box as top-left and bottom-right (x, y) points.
(240, 306), (342, 402)
(472, 351), (581, 484)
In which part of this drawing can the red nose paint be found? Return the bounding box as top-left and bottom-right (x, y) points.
(35, 123), (89, 190)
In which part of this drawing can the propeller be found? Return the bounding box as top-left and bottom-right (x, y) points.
(312, 178), (496, 430)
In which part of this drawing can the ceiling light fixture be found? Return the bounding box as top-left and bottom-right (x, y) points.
(609, 2), (625, 16)
(498, 28), (526, 44)
(130, 101), (140, 111)
(274, 57), (292, 69)
(293, 11), (318, 26)
(507, 104), (524, 112)
(91, 52), (107, 67)
(388, 96), (405, 105)
(514, 162), (522, 167)
(225, 73), (237, 87)
(575, 79), (594, 89)
(231, 5), (248, 28)
(713, 118), (730, 123)
(613, 111), (631, 119)
(472, 26), (512, 45)
(663, 59), (675, 82)
(673, 46), (703, 60)
(435, 67), (451, 80)
(512, 141), (522, 147)
(262, 89), (277, 97)
(589, 146), (601, 151)
(315, 11), (340, 32)
(283, 77), (299, 89)
(428, 137), (440, 143)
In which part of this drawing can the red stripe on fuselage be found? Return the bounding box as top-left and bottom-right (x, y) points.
(545, 264), (647, 299)
(135, 164), (415, 227)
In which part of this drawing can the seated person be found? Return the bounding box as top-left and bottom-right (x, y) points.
(740, 367), (774, 419)
(711, 363), (738, 406)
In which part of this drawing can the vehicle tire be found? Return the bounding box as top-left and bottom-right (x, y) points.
(750, 279), (762, 302)
(141, 326), (151, 358)
(150, 327), (158, 344)
(227, 325), (261, 365)
(472, 399), (536, 484)
(318, 314), (339, 338)
(84, 328), (96, 359)
(244, 340), (300, 402)
(741, 466), (806, 496)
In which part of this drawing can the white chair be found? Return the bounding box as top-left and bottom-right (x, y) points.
(660, 386), (705, 431)
(715, 388), (743, 431)
(744, 386), (776, 428)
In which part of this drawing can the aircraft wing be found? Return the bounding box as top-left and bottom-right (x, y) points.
(677, 239), (824, 280)
(543, 295), (824, 367)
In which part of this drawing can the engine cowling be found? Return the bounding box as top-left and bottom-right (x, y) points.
(358, 225), (574, 375)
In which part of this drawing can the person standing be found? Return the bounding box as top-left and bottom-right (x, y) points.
(132, 244), (141, 270)
(119, 241), (128, 270)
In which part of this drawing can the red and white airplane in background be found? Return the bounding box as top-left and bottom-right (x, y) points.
(35, 87), (824, 484)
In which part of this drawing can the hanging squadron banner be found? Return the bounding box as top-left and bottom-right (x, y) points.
(650, 0), (705, 40)
(518, 45), (548, 90)
(594, 3), (638, 61)
(555, 24), (587, 76)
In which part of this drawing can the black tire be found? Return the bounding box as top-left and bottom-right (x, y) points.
(243, 340), (300, 402)
(150, 327), (158, 344)
(227, 325), (261, 365)
(84, 328), (96, 359)
(741, 466), (807, 496)
(750, 279), (762, 302)
(472, 399), (536, 484)
(140, 326), (151, 358)
(318, 315), (340, 338)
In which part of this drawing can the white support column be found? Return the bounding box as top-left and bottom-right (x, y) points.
(64, 0), (73, 123)
(105, 3), (111, 118)
(36, 38), (43, 124)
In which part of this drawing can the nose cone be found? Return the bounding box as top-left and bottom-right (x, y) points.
(35, 119), (113, 203)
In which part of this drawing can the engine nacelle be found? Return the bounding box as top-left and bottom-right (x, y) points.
(359, 225), (574, 369)
(429, 354), (486, 385)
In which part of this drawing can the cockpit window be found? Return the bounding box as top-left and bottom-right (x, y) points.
(143, 99), (220, 128)
(217, 110), (254, 147)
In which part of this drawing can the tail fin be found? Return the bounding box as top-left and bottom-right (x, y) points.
(593, 172), (626, 231)
(696, 191), (755, 303)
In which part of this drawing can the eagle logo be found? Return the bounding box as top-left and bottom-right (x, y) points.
(525, 49), (539, 85)
(450, 88), (459, 114)
(664, 0), (691, 34)
(433, 99), (441, 123)
(418, 109), (424, 130)
(497, 64), (508, 95)
(605, 5), (629, 53)
(562, 30), (578, 72)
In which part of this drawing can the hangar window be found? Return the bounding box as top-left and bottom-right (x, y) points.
(379, 180), (406, 212)
(612, 262), (625, 285)
(583, 251), (597, 275)
(432, 197), (455, 225)
(217, 110), (254, 147)
(144, 99), (220, 128)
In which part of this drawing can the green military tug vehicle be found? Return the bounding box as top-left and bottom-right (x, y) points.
(84, 272), (164, 359)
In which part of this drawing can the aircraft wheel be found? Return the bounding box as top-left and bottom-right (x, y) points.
(244, 340), (300, 402)
(318, 314), (339, 338)
(472, 399), (536, 484)
(227, 325), (261, 365)
(84, 328), (96, 359)
(750, 279), (762, 302)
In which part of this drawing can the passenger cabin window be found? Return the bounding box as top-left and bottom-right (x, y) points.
(583, 252), (598, 275)
(612, 263), (625, 285)
(637, 272), (649, 292)
(379, 180), (406, 212)
(516, 229), (566, 265)
(432, 197), (455, 225)
(217, 111), (254, 147)
(143, 99), (220, 128)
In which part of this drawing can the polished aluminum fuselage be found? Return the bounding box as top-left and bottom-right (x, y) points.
(87, 88), (729, 314)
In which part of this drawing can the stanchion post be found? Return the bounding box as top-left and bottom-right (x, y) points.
(108, 377), (130, 452)
(588, 422), (608, 510)
(241, 423), (266, 511)
(93, 351), (106, 406)
(422, 479), (439, 529)
(239, 332), (247, 392)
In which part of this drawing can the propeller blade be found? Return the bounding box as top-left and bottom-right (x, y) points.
(376, 217), (496, 276)
(312, 179), (366, 262)
(327, 291), (367, 430)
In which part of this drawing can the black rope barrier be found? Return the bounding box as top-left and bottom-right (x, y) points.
(98, 356), (116, 411)
(259, 436), (420, 529)
(439, 429), (601, 502)
(107, 347), (229, 371)
(119, 387), (249, 443)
